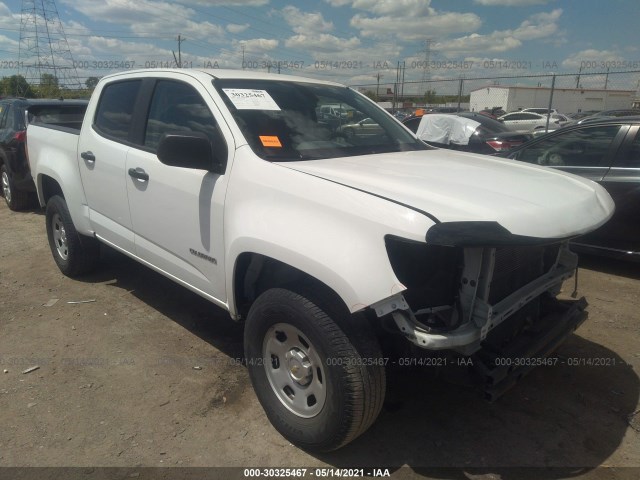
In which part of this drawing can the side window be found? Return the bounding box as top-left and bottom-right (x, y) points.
(614, 130), (640, 168)
(94, 80), (142, 142)
(514, 125), (621, 167)
(144, 80), (222, 154)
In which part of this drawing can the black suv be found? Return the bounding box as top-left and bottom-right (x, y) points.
(0, 98), (87, 210)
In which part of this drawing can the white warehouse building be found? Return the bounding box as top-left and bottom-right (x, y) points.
(470, 85), (635, 114)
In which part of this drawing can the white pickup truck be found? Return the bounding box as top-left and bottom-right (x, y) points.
(27, 69), (614, 451)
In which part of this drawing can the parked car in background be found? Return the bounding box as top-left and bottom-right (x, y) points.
(498, 111), (568, 132)
(569, 109), (640, 125)
(478, 107), (506, 119)
(337, 117), (384, 137)
(566, 110), (600, 120)
(0, 97), (88, 210)
(520, 108), (560, 115)
(499, 117), (640, 260)
(424, 106), (465, 113)
(403, 112), (532, 154)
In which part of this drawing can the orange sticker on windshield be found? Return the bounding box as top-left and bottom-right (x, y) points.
(259, 136), (282, 147)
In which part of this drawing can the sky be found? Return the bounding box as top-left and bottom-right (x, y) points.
(0, 0), (639, 93)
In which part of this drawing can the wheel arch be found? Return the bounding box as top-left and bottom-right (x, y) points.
(232, 252), (353, 321)
(36, 172), (93, 235)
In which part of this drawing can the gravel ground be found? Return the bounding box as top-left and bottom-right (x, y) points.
(0, 201), (639, 479)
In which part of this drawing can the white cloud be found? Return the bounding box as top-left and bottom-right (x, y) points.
(514, 9), (562, 40)
(351, 11), (481, 41)
(473, 0), (552, 5)
(331, 0), (480, 41)
(325, 0), (433, 16)
(236, 38), (279, 54)
(226, 23), (250, 33)
(60, 0), (225, 39)
(285, 33), (360, 53)
(434, 8), (562, 54)
(282, 6), (333, 34)
(182, 0), (269, 5)
(561, 49), (625, 69)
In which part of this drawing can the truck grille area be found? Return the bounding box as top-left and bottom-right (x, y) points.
(385, 236), (462, 312)
(488, 244), (561, 304)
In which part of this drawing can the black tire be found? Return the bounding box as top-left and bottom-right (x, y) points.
(244, 287), (386, 452)
(45, 195), (100, 277)
(1, 164), (30, 211)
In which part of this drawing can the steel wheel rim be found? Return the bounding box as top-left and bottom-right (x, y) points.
(262, 322), (327, 418)
(1, 171), (10, 203)
(51, 213), (69, 260)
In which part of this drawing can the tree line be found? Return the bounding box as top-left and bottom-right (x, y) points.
(0, 74), (100, 98)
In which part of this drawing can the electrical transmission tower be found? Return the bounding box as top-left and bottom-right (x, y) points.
(418, 39), (434, 97)
(18, 0), (82, 96)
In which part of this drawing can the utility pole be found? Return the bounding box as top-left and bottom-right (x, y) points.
(575, 65), (582, 88)
(376, 72), (383, 101)
(400, 61), (406, 103)
(241, 43), (246, 69)
(173, 34), (185, 68)
(604, 67), (609, 90)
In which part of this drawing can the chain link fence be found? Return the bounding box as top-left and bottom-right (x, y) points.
(350, 70), (640, 116)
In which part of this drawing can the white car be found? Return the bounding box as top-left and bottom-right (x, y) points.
(27, 68), (614, 452)
(520, 107), (561, 115)
(498, 111), (568, 132)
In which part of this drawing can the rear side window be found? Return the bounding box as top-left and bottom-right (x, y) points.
(514, 125), (620, 167)
(614, 129), (640, 168)
(94, 80), (141, 142)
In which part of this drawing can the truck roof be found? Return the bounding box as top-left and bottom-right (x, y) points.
(99, 68), (344, 87)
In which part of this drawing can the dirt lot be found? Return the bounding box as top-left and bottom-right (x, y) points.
(1, 201), (639, 479)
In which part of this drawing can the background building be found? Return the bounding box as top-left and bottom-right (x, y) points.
(470, 85), (635, 113)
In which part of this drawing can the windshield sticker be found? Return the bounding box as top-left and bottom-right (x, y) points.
(259, 136), (282, 148)
(222, 89), (281, 111)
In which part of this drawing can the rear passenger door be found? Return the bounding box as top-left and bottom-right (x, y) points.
(510, 124), (627, 182)
(78, 79), (142, 252)
(125, 77), (232, 305)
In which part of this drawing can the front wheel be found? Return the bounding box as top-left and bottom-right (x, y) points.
(45, 195), (100, 277)
(244, 288), (386, 452)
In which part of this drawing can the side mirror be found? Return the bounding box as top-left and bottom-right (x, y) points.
(157, 132), (225, 174)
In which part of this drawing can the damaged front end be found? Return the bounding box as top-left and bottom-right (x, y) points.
(377, 222), (588, 399)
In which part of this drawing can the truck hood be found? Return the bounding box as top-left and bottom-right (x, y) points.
(279, 150), (614, 240)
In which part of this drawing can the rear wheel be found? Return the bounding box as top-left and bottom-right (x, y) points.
(45, 195), (100, 277)
(244, 288), (386, 452)
(1, 164), (30, 211)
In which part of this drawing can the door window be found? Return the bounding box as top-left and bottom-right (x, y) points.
(94, 80), (142, 142)
(513, 125), (621, 167)
(613, 130), (640, 168)
(144, 80), (223, 156)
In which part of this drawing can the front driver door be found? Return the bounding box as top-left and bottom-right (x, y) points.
(125, 77), (232, 305)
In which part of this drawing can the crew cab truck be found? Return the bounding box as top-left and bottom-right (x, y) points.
(27, 69), (614, 452)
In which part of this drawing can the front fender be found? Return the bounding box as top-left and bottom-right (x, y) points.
(224, 148), (435, 315)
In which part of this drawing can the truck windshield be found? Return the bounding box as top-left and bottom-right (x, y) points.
(213, 78), (428, 161)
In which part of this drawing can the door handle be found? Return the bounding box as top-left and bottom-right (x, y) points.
(128, 168), (149, 182)
(81, 151), (95, 162)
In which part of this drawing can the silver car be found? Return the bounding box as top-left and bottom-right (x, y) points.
(498, 111), (568, 132)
